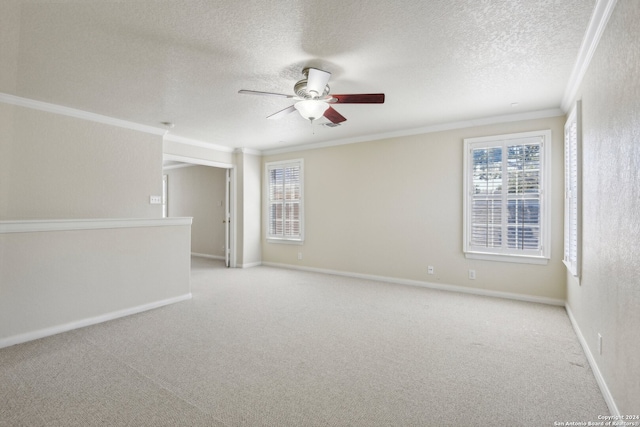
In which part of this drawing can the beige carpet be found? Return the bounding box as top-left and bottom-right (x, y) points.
(0, 257), (609, 426)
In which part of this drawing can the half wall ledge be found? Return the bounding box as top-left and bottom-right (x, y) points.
(0, 217), (193, 348)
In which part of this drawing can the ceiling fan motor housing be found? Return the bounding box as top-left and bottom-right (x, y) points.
(239, 66), (383, 124)
(294, 79), (330, 99)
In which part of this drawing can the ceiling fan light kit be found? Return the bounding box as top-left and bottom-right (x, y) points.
(294, 100), (330, 121)
(239, 67), (384, 125)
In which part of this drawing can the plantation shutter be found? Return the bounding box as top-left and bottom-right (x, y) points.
(470, 146), (503, 248)
(564, 102), (581, 276)
(467, 135), (545, 258)
(267, 160), (303, 241)
(505, 141), (542, 251)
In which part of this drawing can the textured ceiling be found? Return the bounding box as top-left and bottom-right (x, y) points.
(1, 0), (595, 151)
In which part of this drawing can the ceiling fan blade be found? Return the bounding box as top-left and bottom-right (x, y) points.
(267, 105), (296, 120)
(331, 93), (385, 104)
(306, 68), (331, 97)
(323, 106), (347, 124)
(238, 89), (295, 99)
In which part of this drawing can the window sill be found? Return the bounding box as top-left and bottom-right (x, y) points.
(562, 259), (580, 279)
(465, 252), (549, 265)
(267, 238), (304, 245)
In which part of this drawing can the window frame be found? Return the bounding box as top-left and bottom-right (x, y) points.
(463, 129), (551, 265)
(564, 101), (582, 278)
(265, 159), (304, 244)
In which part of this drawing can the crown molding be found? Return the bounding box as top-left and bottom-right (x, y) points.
(163, 133), (235, 153)
(0, 92), (167, 136)
(262, 108), (564, 156)
(233, 147), (263, 156)
(561, 0), (618, 111)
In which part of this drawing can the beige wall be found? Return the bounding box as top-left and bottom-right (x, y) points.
(242, 152), (262, 266)
(0, 100), (190, 348)
(0, 221), (192, 346)
(165, 165), (226, 257)
(0, 104), (163, 220)
(0, 1), (19, 93)
(235, 151), (262, 267)
(263, 116), (566, 301)
(566, 0), (639, 414)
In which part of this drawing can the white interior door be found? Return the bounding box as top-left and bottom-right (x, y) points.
(224, 168), (231, 267)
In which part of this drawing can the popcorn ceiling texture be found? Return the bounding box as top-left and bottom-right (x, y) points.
(0, 0), (594, 150)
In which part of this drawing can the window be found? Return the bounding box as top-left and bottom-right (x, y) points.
(463, 130), (551, 264)
(564, 102), (581, 277)
(266, 159), (304, 243)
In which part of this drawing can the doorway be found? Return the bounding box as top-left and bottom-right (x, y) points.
(162, 154), (236, 268)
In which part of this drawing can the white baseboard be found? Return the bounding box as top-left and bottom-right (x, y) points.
(565, 304), (620, 416)
(238, 261), (262, 268)
(191, 252), (225, 260)
(0, 293), (192, 349)
(261, 262), (565, 306)
(191, 253), (260, 268)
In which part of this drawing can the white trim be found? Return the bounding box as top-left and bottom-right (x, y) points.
(0, 94), (565, 157)
(266, 238), (304, 245)
(233, 147), (263, 156)
(463, 129), (552, 261)
(163, 153), (233, 169)
(0, 93), (243, 150)
(162, 154), (236, 268)
(262, 262), (565, 306)
(0, 92), (166, 136)
(0, 217), (192, 234)
(230, 167), (237, 269)
(265, 158), (305, 243)
(562, 260), (581, 284)
(565, 304), (620, 416)
(164, 133), (234, 153)
(561, 0), (618, 111)
(263, 108), (564, 155)
(0, 293), (192, 350)
(163, 162), (196, 171)
(191, 252), (225, 261)
(238, 261), (263, 268)
(563, 101), (582, 278)
(465, 252), (549, 265)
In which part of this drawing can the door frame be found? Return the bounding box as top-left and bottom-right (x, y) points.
(163, 154), (236, 268)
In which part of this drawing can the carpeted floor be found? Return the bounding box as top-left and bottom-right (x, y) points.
(0, 257), (609, 426)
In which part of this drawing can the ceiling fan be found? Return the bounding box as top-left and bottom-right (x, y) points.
(238, 67), (385, 125)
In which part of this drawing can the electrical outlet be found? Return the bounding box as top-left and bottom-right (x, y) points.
(468, 269), (476, 280)
(297, 252), (303, 260)
(428, 266), (434, 275)
(149, 195), (162, 204)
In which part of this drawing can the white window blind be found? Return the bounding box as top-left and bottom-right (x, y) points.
(564, 101), (581, 277)
(266, 159), (304, 242)
(464, 130), (551, 262)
